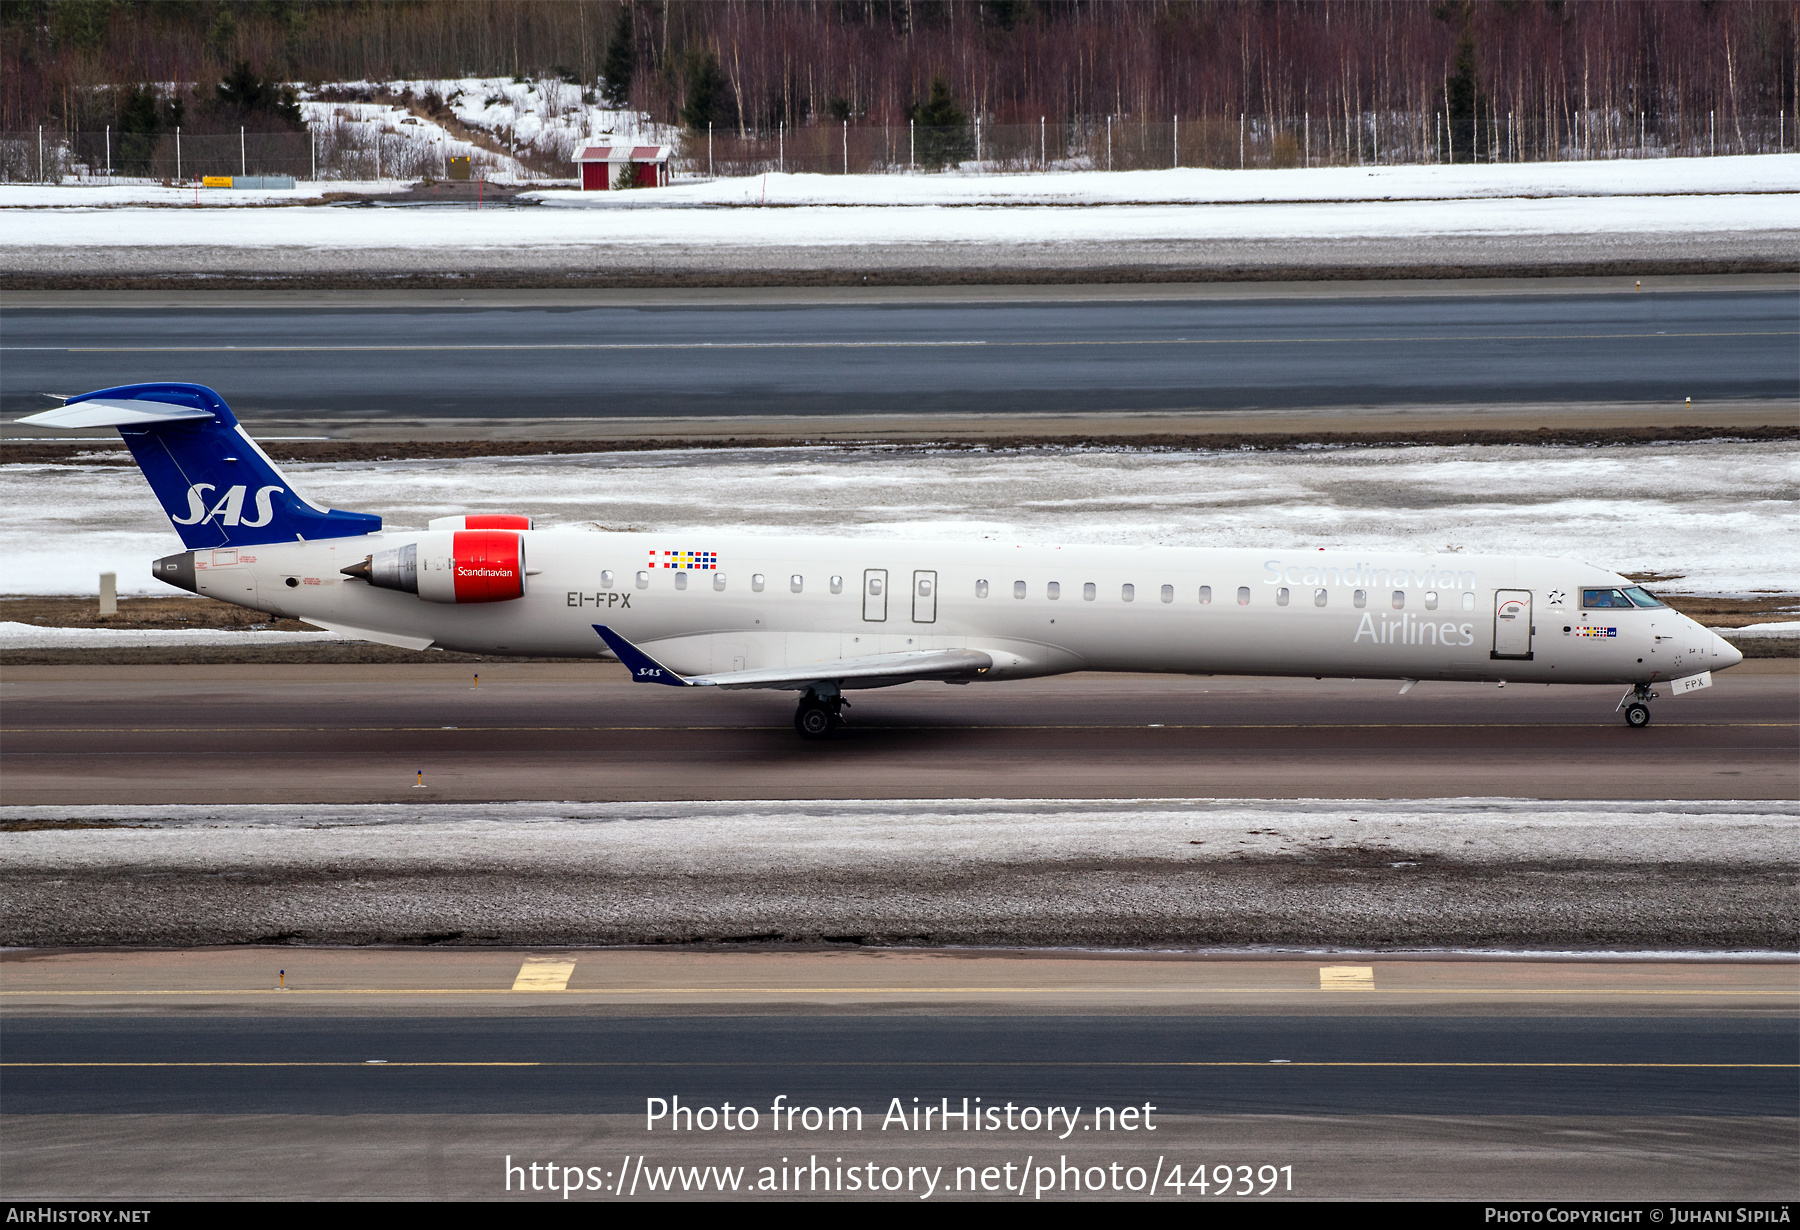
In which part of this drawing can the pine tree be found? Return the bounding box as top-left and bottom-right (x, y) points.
(602, 6), (635, 108)
(905, 76), (973, 168)
(680, 48), (727, 131)
(1445, 31), (1482, 162)
(116, 85), (160, 175)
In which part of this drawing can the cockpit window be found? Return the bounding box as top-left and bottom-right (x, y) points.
(1582, 588), (1634, 609)
(1623, 586), (1666, 608)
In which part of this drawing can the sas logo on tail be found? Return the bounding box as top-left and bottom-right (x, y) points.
(171, 483), (285, 527)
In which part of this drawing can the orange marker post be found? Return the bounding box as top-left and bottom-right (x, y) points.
(413, 770), (426, 789)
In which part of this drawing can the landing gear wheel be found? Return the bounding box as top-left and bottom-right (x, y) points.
(794, 701), (836, 740)
(1624, 702), (1651, 728)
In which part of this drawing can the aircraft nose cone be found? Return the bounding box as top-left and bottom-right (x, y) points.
(1713, 632), (1744, 669)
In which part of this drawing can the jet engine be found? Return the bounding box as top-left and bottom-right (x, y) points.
(341, 530), (526, 603)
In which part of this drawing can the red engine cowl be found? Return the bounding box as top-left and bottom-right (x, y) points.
(446, 530), (523, 603)
(343, 531), (527, 603)
(428, 514), (535, 531)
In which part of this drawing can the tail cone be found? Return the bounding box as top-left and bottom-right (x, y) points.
(341, 557), (373, 580)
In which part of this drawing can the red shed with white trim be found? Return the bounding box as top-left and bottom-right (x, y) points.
(575, 144), (672, 190)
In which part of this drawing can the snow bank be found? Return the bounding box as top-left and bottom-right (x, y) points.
(3, 184), (1792, 254)
(535, 152), (1800, 209)
(0, 621), (351, 649)
(4, 440), (1794, 597)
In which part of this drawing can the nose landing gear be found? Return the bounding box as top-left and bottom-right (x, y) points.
(1616, 682), (1659, 728)
(794, 686), (848, 740)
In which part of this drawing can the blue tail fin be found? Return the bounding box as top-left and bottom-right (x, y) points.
(21, 383), (380, 549)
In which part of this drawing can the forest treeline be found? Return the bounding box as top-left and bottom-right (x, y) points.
(4, 0), (1796, 153)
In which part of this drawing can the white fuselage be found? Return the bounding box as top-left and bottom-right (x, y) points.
(192, 530), (1740, 688)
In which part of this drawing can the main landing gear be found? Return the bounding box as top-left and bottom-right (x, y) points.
(794, 686), (848, 740)
(1617, 682), (1659, 728)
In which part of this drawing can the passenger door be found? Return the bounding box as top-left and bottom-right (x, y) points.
(1492, 590), (1533, 660)
(863, 569), (888, 622)
(912, 570), (938, 624)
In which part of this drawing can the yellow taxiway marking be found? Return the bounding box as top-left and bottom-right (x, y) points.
(5, 1061), (1794, 1069)
(10, 723), (1793, 734)
(511, 959), (576, 992)
(28, 329), (1798, 354)
(2, 988), (1792, 998)
(1320, 965), (1375, 991)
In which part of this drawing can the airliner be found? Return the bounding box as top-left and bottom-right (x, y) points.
(23, 383), (1742, 738)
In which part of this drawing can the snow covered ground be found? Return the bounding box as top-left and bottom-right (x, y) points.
(1, 156), (1793, 254)
(534, 153), (1800, 208)
(0, 622), (349, 649)
(4, 440), (1794, 598)
(4, 797), (1791, 948)
(5, 186), (1791, 254)
(5, 152), (1794, 210)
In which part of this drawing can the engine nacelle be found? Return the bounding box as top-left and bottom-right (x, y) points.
(427, 514), (534, 531)
(342, 530), (526, 604)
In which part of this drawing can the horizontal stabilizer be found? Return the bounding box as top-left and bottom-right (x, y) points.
(17, 399), (216, 429)
(307, 620), (436, 652)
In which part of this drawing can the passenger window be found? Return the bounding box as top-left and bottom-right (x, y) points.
(791, 574), (804, 593)
(1160, 584), (1174, 603)
(1047, 581), (1060, 600)
(752, 573), (765, 592)
(1353, 588), (1366, 608)
(1314, 588), (1327, 607)
(1237, 586), (1250, 605)
(830, 575), (843, 595)
(636, 570), (649, 589)
(1199, 585), (1212, 605)
(976, 579), (989, 598)
(1083, 582), (1096, 601)
(916, 577), (931, 597)
(1121, 583), (1135, 602)
(1013, 580), (1027, 599)
(674, 571), (688, 591)
(1623, 586), (1666, 608)
(1276, 587), (1290, 606)
(601, 569), (615, 588)
(1391, 590), (1405, 609)
(1461, 591), (1475, 611)
(713, 573), (726, 592)
(1582, 588), (1632, 609)
(1424, 590), (1438, 610)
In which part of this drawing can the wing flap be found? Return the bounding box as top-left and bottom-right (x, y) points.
(690, 647), (993, 689)
(593, 625), (993, 690)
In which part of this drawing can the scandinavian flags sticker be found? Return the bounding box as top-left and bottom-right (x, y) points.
(651, 550), (718, 570)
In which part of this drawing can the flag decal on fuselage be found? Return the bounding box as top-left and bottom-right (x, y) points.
(651, 550), (718, 570)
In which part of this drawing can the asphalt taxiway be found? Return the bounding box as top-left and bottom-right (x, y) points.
(2, 950), (1794, 1200)
(3, 662), (1792, 804)
(4, 285), (1794, 421)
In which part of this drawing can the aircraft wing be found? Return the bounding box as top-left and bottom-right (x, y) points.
(593, 625), (992, 690)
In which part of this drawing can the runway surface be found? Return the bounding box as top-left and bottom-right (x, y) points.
(4, 287), (1795, 420)
(3, 663), (1792, 804)
(3, 951), (1794, 1199)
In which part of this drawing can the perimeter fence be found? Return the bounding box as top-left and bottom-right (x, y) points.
(3, 110), (1790, 184)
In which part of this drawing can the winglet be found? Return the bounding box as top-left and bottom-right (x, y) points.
(593, 625), (693, 686)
